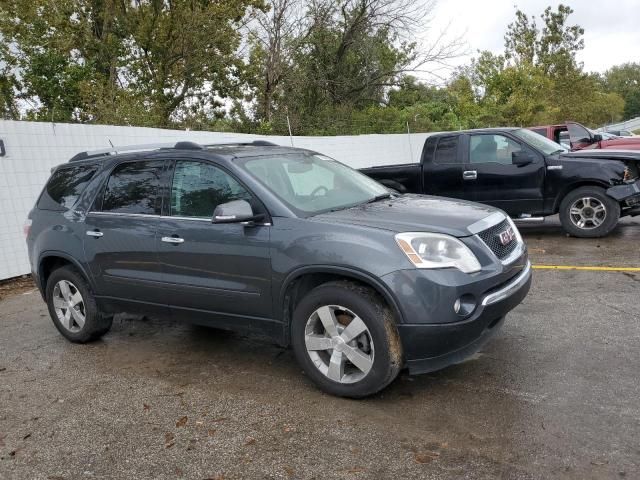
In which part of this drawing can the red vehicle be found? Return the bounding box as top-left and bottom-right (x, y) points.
(529, 121), (640, 151)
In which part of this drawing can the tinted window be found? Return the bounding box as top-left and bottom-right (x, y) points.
(102, 160), (164, 215)
(38, 165), (98, 211)
(422, 136), (437, 163)
(171, 161), (252, 218)
(433, 137), (459, 164)
(469, 134), (521, 164)
(531, 128), (547, 136)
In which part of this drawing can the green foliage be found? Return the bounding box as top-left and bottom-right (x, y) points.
(603, 63), (640, 119)
(0, 1), (637, 133)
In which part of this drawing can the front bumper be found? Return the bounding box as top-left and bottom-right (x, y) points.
(384, 259), (532, 375)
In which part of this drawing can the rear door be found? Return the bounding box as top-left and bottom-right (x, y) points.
(465, 133), (545, 215)
(423, 135), (468, 199)
(157, 156), (273, 329)
(83, 158), (168, 307)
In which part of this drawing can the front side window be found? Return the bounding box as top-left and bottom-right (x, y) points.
(236, 153), (388, 215)
(469, 134), (522, 164)
(102, 160), (164, 215)
(38, 165), (97, 210)
(171, 161), (252, 218)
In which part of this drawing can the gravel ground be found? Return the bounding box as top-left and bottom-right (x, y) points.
(0, 217), (638, 480)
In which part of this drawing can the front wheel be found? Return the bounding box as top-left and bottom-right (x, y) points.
(291, 281), (403, 398)
(559, 186), (620, 238)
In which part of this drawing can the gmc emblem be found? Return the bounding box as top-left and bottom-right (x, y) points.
(497, 227), (516, 246)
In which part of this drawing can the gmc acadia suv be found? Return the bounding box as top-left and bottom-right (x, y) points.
(26, 141), (531, 397)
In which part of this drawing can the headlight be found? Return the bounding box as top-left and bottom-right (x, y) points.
(395, 232), (481, 273)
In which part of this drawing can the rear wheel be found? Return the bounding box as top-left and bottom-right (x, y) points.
(291, 281), (403, 398)
(45, 265), (113, 343)
(559, 186), (620, 238)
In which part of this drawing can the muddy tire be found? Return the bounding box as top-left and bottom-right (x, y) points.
(45, 265), (113, 343)
(559, 186), (620, 238)
(291, 281), (403, 398)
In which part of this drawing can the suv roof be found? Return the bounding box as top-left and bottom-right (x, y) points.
(67, 140), (300, 163)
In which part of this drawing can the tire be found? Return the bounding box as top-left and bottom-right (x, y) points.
(45, 265), (113, 343)
(291, 281), (403, 398)
(559, 186), (620, 238)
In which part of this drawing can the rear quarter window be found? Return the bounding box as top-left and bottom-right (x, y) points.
(38, 165), (98, 211)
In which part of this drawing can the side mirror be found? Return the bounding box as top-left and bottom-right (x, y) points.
(512, 151), (535, 166)
(212, 200), (262, 224)
(592, 133), (602, 143)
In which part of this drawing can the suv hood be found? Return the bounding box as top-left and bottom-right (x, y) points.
(311, 194), (502, 237)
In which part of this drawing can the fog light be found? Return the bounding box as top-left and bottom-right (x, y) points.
(454, 295), (477, 317)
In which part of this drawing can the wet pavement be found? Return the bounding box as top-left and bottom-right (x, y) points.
(1, 217), (639, 479)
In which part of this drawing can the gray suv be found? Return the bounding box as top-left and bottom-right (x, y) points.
(26, 141), (531, 397)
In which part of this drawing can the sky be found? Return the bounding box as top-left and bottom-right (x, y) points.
(425, 0), (640, 77)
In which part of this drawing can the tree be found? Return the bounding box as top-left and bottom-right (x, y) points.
(604, 63), (640, 119)
(0, 0), (264, 125)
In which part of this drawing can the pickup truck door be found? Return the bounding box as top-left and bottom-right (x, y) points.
(423, 135), (469, 200)
(464, 133), (545, 216)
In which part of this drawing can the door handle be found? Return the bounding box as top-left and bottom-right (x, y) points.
(161, 236), (185, 244)
(463, 170), (478, 180)
(86, 230), (103, 238)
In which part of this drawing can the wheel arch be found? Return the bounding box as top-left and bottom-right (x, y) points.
(552, 180), (612, 213)
(38, 251), (95, 296)
(278, 266), (405, 346)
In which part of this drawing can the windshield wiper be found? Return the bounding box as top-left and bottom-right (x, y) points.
(363, 193), (392, 204)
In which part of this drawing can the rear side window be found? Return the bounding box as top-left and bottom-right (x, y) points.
(433, 136), (459, 164)
(531, 128), (547, 137)
(101, 160), (164, 215)
(38, 165), (98, 211)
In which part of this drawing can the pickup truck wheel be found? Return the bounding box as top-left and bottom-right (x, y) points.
(291, 281), (403, 398)
(45, 265), (113, 343)
(559, 186), (620, 238)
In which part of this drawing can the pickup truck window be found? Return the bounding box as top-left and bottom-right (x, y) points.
(469, 134), (521, 164)
(512, 128), (567, 155)
(434, 136), (459, 164)
(531, 128), (547, 137)
(237, 153), (388, 216)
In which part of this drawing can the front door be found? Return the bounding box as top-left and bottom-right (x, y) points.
(157, 158), (273, 329)
(83, 158), (168, 307)
(465, 133), (545, 215)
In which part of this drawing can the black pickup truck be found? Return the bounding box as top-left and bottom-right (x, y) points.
(360, 128), (640, 237)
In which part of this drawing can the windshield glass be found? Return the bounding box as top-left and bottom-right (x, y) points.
(236, 152), (389, 215)
(513, 128), (567, 154)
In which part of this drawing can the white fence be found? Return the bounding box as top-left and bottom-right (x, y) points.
(598, 116), (640, 133)
(0, 120), (429, 280)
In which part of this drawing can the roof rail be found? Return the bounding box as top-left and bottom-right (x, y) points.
(68, 141), (204, 162)
(203, 140), (280, 148)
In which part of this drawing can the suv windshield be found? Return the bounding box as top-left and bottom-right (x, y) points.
(236, 152), (389, 215)
(514, 128), (567, 155)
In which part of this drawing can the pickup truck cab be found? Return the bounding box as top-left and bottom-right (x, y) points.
(361, 128), (640, 237)
(530, 121), (640, 151)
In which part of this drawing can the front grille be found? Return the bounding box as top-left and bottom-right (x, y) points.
(477, 219), (520, 261)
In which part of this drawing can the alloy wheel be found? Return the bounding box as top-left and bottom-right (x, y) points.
(304, 305), (374, 384)
(52, 280), (86, 333)
(569, 197), (607, 230)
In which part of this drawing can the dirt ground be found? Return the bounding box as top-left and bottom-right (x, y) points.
(0, 216), (639, 480)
